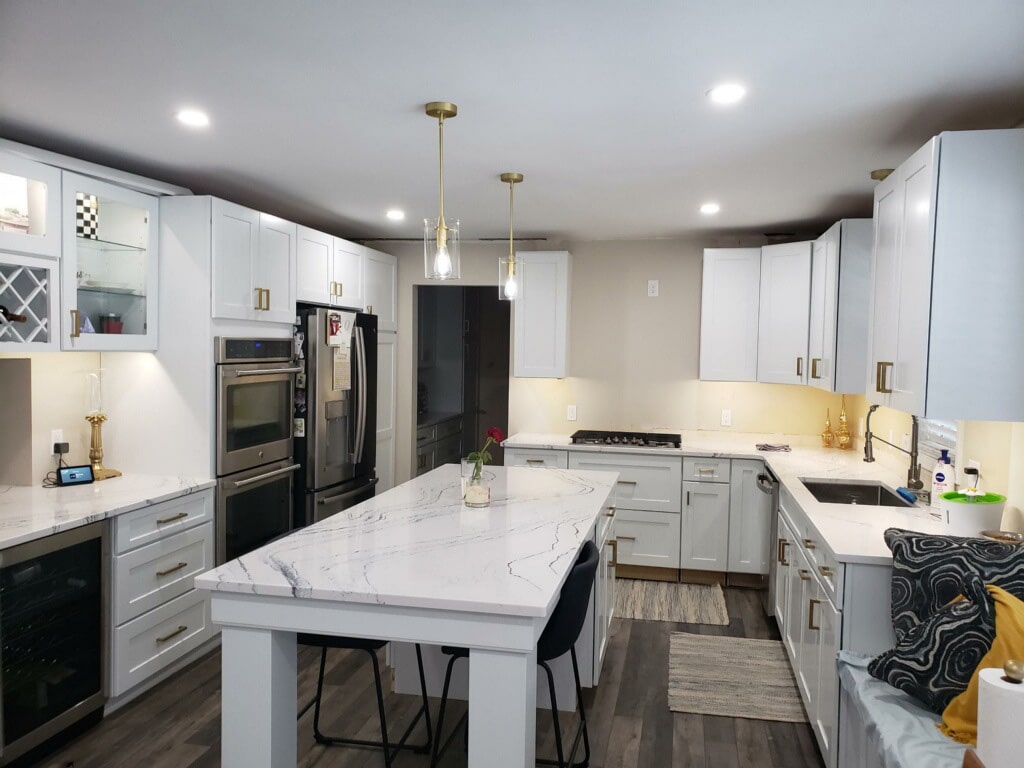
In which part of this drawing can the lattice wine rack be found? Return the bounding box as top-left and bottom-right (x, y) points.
(0, 261), (52, 344)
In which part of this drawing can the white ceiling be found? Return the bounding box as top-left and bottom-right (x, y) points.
(2, 1), (1023, 243)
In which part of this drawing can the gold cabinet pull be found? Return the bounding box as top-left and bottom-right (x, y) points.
(819, 565), (834, 578)
(876, 361), (894, 393)
(525, 458), (545, 464)
(808, 598), (821, 630)
(156, 511), (189, 525)
(70, 309), (81, 338)
(811, 358), (821, 379)
(336, 281), (342, 296)
(697, 467), (715, 474)
(156, 561), (188, 577)
(617, 535), (637, 542)
(254, 287), (263, 310)
(777, 538), (790, 565)
(796, 357), (803, 377)
(367, 304), (374, 314)
(802, 538), (816, 549)
(156, 625), (188, 644)
(799, 569), (811, 581)
(264, 288), (271, 310)
(604, 505), (616, 517)
(608, 538), (618, 568)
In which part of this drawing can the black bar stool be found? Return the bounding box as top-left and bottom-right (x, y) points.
(430, 540), (598, 768)
(296, 634), (433, 766)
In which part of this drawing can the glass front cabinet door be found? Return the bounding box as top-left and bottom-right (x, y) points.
(61, 172), (159, 350)
(0, 151), (62, 258)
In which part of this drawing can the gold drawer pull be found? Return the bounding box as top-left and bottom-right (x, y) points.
(802, 538), (816, 549)
(607, 538), (618, 568)
(777, 538), (790, 565)
(808, 598), (821, 630)
(798, 569), (811, 581)
(604, 506), (616, 517)
(617, 535), (637, 542)
(697, 467), (716, 474)
(617, 480), (638, 485)
(156, 561), (188, 577)
(156, 625), (188, 644)
(156, 512), (189, 525)
(526, 458), (545, 464)
(819, 565), (834, 578)
(811, 358), (821, 379)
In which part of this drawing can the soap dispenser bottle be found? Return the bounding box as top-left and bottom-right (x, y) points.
(930, 449), (953, 507)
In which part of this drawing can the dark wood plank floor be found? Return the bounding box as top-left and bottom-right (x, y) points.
(38, 588), (824, 768)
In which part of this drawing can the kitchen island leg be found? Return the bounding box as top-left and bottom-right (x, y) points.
(221, 626), (297, 768)
(469, 647), (537, 767)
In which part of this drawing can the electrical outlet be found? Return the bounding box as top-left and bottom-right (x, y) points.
(567, 405), (577, 422)
(720, 409), (732, 427)
(965, 459), (981, 475)
(647, 279), (659, 297)
(51, 429), (64, 453)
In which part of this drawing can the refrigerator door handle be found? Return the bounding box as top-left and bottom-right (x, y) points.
(317, 477), (379, 505)
(354, 326), (368, 465)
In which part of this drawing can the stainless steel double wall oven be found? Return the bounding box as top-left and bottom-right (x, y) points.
(214, 337), (300, 564)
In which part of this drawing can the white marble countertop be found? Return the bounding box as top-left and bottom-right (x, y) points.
(195, 464), (618, 617)
(504, 431), (946, 565)
(0, 474), (216, 550)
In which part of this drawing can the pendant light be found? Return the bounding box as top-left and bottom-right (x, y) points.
(498, 172), (523, 300)
(424, 102), (460, 280)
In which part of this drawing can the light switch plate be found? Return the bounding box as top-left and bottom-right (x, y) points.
(567, 405), (577, 421)
(647, 279), (659, 297)
(720, 409), (732, 427)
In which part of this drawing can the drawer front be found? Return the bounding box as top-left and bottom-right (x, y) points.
(113, 490), (213, 554)
(568, 452), (682, 512)
(111, 589), (216, 696)
(799, 520), (842, 608)
(614, 509), (681, 568)
(434, 417), (462, 441)
(683, 456), (731, 483)
(596, 497), (616, 545)
(416, 424), (436, 444)
(505, 448), (569, 469)
(113, 523), (214, 625)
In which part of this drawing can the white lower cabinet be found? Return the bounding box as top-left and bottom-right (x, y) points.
(578, 502), (616, 687)
(681, 480), (729, 571)
(568, 451), (682, 513)
(774, 513), (794, 640)
(727, 459), (771, 574)
(613, 508), (680, 569)
(109, 490), (217, 698)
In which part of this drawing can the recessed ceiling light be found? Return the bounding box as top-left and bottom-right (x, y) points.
(176, 108), (210, 128)
(707, 83), (746, 105)
(386, 209), (405, 221)
(700, 202), (721, 215)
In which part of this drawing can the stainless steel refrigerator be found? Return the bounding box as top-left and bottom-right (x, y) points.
(293, 304), (377, 526)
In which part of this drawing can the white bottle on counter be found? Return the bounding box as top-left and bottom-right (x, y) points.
(931, 449), (953, 507)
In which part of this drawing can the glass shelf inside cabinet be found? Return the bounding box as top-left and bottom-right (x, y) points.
(0, 261), (52, 344)
(75, 235), (147, 253)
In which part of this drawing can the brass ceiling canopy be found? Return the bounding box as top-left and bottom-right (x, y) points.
(500, 172), (524, 184)
(425, 102), (457, 120)
(870, 168), (894, 181)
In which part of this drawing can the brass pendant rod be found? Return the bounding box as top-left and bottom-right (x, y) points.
(508, 178), (515, 260)
(437, 114), (446, 232)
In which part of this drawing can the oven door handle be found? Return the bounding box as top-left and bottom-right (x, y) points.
(233, 366), (302, 377)
(318, 477), (379, 505)
(354, 326), (368, 465)
(233, 463), (301, 488)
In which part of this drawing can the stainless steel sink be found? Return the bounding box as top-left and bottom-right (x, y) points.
(801, 478), (912, 507)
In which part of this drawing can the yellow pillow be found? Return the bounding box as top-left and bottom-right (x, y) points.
(940, 585), (1024, 745)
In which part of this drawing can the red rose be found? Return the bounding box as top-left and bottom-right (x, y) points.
(486, 426), (505, 442)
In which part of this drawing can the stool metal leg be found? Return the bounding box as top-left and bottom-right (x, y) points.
(430, 652), (462, 768)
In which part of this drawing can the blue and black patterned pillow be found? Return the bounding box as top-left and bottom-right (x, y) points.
(884, 527), (1024, 640)
(868, 573), (996, 713)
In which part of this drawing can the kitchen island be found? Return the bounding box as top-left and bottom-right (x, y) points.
(195, 463), (617, 768)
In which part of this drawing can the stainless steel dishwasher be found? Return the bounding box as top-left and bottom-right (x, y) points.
(0, 522), (108, 765)
(757, 468), (781, 617)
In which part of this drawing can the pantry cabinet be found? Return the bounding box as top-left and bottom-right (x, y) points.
(699, 248), (760, 381)
(61, 173), (159, 350)
(756, 241), (812, 385)
(212, 199), (296, 324)
(0, 150), (62, 258)
(514, 251), (571, 378)
(807, 220), (872, 394)
(865, 129), (1024, 420)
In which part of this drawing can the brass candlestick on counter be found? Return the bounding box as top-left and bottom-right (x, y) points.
(86, 412), (121, 480)
(821, 409), (835, 448)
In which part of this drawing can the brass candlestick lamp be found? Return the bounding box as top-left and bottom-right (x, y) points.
(86, 370), (121, 480)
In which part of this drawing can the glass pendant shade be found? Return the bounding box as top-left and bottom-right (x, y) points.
(498, 256), (518, 300)
(424, 217), (460, 280)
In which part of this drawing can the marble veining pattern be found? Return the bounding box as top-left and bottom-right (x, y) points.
(0, 475), (215, 550)
(505, 431), (947, 565)
(195, 465), (617, 617)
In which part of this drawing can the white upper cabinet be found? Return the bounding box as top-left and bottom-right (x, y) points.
(0, 151), (62, 258)
(866, 129), (1024, 420)
(0, 254), (60, 350)
(295, 225), (332, 306)
(364, 246), (397, 332)
(514, 250), (571, 378)
(756, 241), (812, 385)
(212, 199), (296, 323)
(332, 239), (364, 310)
(807, 220), (871, 394)
(699, 248), (760, 381)
(61, 172), (159, 350)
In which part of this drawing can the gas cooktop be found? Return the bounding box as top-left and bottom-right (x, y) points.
(569, 430), (682, 449)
